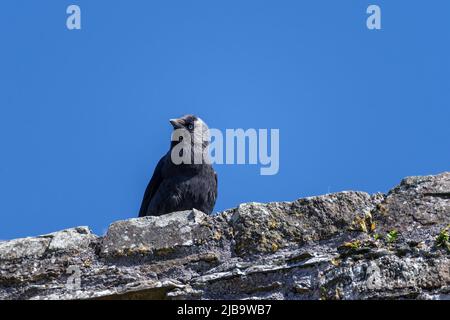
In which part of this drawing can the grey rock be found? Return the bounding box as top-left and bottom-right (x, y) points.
(47, 227), (96, 252)
(0, 172), (449, 300)
(100, 209), (212, 257)
(0, 237), (50, 261)
(0, 227), (96, 261)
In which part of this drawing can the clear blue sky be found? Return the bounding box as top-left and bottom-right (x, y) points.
(1, 1), (449, 240)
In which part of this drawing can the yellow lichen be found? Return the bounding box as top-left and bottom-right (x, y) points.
(213, 231), (222, 241)
(330, 258), (341, 266)
(351, 212), (376, 234)
(342, 240), (361, 249)
(155, 247), (174, 256)
(271, 243), (279, 252)
(268, 219), (279, 229)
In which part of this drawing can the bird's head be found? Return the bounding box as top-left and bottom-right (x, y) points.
(169, 115), (210, 149)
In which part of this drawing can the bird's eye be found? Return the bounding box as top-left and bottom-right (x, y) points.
(188, 123), (194, 130)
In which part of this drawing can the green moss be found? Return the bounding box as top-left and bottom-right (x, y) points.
(435, 225), (450, 251)
(386, 230), (399, 243)
(342, 240), (361, 249)
(319, 286), (328, 300)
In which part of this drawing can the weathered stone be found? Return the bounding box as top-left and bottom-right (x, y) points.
(227, 191), (379, 255)
(0, 237), (50, 261)
(100, 209), (212, 257)
(0, 227), (96, 261)
(375, 172), (450, 231)
(0, 172), (449, 300)
(47, 227), (96, 252)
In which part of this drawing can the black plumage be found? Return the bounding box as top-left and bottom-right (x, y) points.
(138, 115), (218, 217)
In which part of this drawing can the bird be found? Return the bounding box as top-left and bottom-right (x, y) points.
(138, 115), (218, 217)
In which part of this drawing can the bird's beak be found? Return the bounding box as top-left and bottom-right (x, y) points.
(169, 118), (184, 129)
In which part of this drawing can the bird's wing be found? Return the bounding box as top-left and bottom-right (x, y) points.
(138, 155), (166, 217)
(214, 171), (218, 201)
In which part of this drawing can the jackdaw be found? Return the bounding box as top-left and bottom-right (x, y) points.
(138, 115), (218, 217)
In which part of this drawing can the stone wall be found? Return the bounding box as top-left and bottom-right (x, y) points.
(0, 173), (449, 300)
